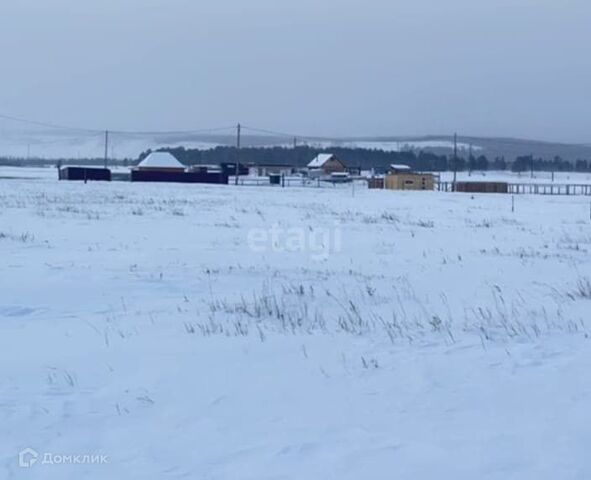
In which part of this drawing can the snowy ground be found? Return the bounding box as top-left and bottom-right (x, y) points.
(1, 167), (590, 479)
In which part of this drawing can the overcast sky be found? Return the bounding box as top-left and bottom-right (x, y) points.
(0, 0), (589, 142)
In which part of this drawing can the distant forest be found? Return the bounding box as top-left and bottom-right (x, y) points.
(139, 146), (591, 173)
(3, 145), (591, 173)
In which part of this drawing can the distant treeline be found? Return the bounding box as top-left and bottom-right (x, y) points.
(141, 146), (591, 173)
(0, 157), (108, 167)
(140, 146), (481, 172)
(3, 146), (591, 173)
(510, 155), (591, 173)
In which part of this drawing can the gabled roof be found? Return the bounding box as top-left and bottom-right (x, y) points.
(390, 164), (411, 171)
(307, 153), (338, 168)
(138, 152), (185, 169)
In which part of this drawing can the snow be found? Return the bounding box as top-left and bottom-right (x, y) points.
(390, 164), (411, 171)
(339, 140), (481, 152)
(1, 167), (590, 478)
(307, 153), (336, 168)
(137, 152), (185, 169)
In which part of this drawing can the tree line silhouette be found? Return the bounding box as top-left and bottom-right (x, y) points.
(138, 146), (591, 173)
(2, 146), (591, 173)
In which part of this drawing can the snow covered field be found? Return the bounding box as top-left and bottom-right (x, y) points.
(1, 167), (590, 479)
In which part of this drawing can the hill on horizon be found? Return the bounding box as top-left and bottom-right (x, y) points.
(1, 128), (590, 162)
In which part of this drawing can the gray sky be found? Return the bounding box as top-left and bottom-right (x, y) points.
(0, 0), (589, 142)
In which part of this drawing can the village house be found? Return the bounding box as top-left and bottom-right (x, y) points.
(306, 153), (347, 177)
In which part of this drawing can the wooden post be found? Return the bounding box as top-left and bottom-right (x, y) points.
(234, 123), (241, 186)
(104, 130), (109, 169)
(452, 133), (458, 191)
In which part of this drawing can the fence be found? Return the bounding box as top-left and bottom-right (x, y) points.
(232, 176), (361, 188)
(508, 183), (591, 196)
(437, 181), (591, 196)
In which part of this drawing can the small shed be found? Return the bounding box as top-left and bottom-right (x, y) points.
(384, 164), (434, 191)
(59, 166), (111, 182)
(136, 152), (186, 172)
(385, 173), (434, 191)
(249, 164), (295, 177)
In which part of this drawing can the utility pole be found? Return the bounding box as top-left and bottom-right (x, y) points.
(234, 123), (241, 185)
(293, 137), (298, 170)
(452, 133), (458, 191)
(530, 154), (534, 179)
(468, 143), (473, 176)
(104, 130), (109, 169)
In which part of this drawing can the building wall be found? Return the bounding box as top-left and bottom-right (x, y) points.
(322, 159), (346, 174)
(250, 166), (294, 177)
(385, 173), (434, 191)
(455, 182), (509, 194)
(221, 163), (249, 176)
(59, 167), (111, 181)
(368, 177), (385, 189)
(131, 170), (228, 184)
(136, 167), (186, 173)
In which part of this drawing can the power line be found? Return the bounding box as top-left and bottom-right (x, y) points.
(10, 131), (104, 146)
(0, 112), (236, 137)
(0, 113), (99, 134)
(0, 111), (367, 154)
(241, 125), (337, 143)
(241, 125), (295, 138)
(109, 125), (237, 136)
(0, 112), (342, 142)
